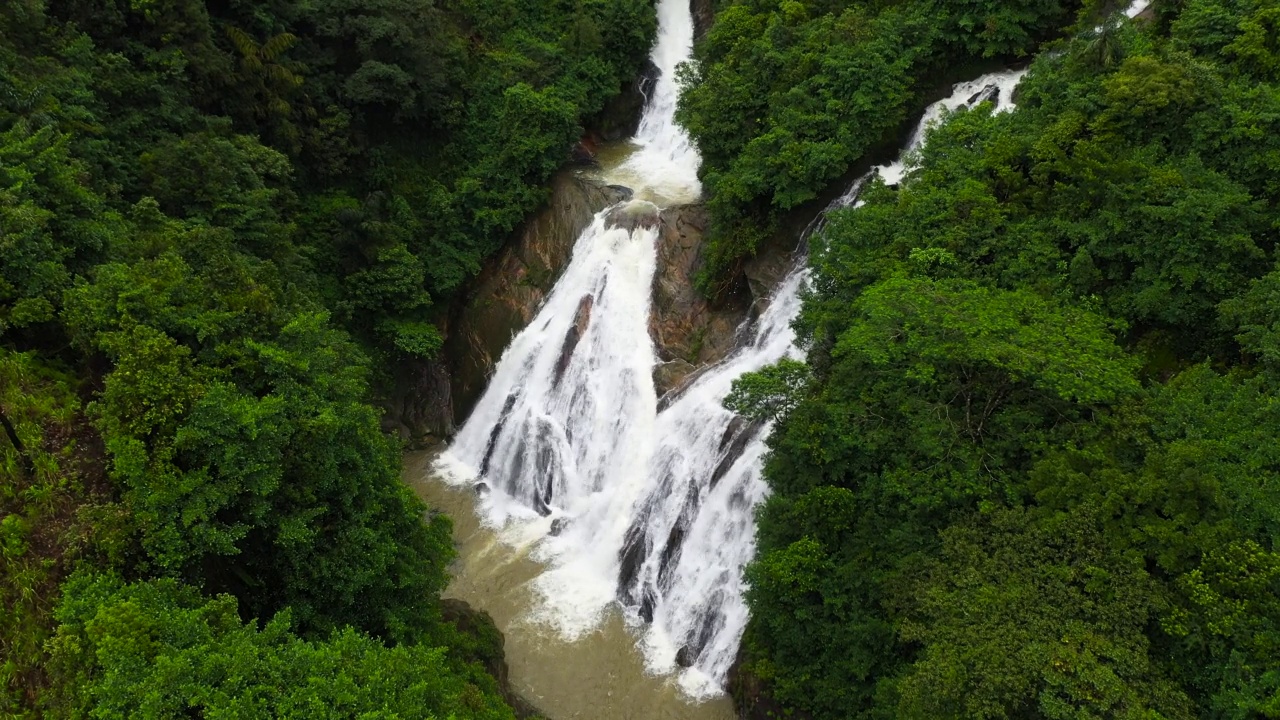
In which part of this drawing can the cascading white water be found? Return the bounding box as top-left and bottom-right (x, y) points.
(1126, 0), (1153, 17)
(875, 69), (1028, 187)
(610, 0), (701, 206)
(438, 0), (702, 671)
(440, 204), (665, 636)
(619, 66), (1035, 697)
(437, 0), (1141, 698)
(620, 268), (807, 698)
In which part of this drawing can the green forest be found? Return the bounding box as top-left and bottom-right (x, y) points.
(6, 0), (1280, 716)
(0, 0), (653, 715)
(677, 0), (1100, 291)
(722, 0), (1280, 717)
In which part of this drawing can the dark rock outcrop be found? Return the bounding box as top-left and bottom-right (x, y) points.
(381, 354), (455, 450)
(441, 598), (546, 720)
(966, 84), (1000, 109)
(710, 418), (763, 490)
(554, 295), (594, 385)
(570, 138), (599, 166)
(692, 0), (715, 40)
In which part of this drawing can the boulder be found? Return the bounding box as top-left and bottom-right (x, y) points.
(569, 139), (598, 166)
(606, 200), (661, 231)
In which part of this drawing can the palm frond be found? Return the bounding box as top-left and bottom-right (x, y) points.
(261, 32), (298, 62)
(223, 25), (261, 61)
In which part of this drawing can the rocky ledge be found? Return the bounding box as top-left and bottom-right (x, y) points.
(383, 162), (800, 448)
(441, 598), (547, 720)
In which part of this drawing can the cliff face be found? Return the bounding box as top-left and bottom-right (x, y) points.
(383, 169), (629, 448)
(383, 0), (792, 446)
(650, 203), (752, 397)
(385, 176), (799, 447)
(446, 172), (631, 425)
(692, 0), (714, 39)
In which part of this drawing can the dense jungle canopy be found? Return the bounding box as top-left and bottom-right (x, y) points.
(1, 0), (651, 714)
(3, 0), (1279, 717)
(723, 0), (1280, 717)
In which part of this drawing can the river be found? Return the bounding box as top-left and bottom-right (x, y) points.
(405, 451), (737, 720)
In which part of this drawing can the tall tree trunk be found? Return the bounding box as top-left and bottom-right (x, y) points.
(0, 407), (34, 478)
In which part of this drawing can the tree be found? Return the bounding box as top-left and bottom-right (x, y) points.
(893, 505), (1194, 720)
(47, 572), (516, 720)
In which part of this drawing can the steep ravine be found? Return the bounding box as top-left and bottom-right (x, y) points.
(381, 0), (751, 450)
(395, 2), (1141, 719)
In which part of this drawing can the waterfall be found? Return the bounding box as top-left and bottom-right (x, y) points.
(621, 65), (1035, 698)
(437, 0), (1130, 698)
(439, 0), (700, 671)
(620, 267), (807, 697)
(875, 69), (1028, 187)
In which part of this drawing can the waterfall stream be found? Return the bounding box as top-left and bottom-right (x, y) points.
(429, 0), (1140, 703)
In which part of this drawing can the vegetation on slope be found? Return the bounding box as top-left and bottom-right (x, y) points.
(729, 0), (1280, 717)
(0, 0), (654, 715)
(675, 0), (1132, 291)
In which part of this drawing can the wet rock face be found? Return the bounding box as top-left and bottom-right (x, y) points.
(397, 175), (799, 442)
(967, 84), (1000, 108)
(554, 294), (594, 385)
(381, 353), (454, 450)
(741, 237), (797, 317)
(649, 204), (751, 397)
(446, 170), (629, 425)
(605, 201), (661, 231)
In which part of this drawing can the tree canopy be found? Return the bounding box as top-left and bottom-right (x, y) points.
(0, 0), (655, 714)
(730, 0), (1280, 716)
(676, 0), (1086, 290)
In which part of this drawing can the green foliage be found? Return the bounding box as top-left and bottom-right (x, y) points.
(47, 572), (517, 719)
(894, 505), (1194, 720)
(738, 2), (1280, 717)
(62, 238), (454, 642)
(676, 0), (1079, 284)
(725, 357), (809, 421)
(0, 122), (114, 344)
(0, 351), (117, 718)
(1, 0), (658, 714)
